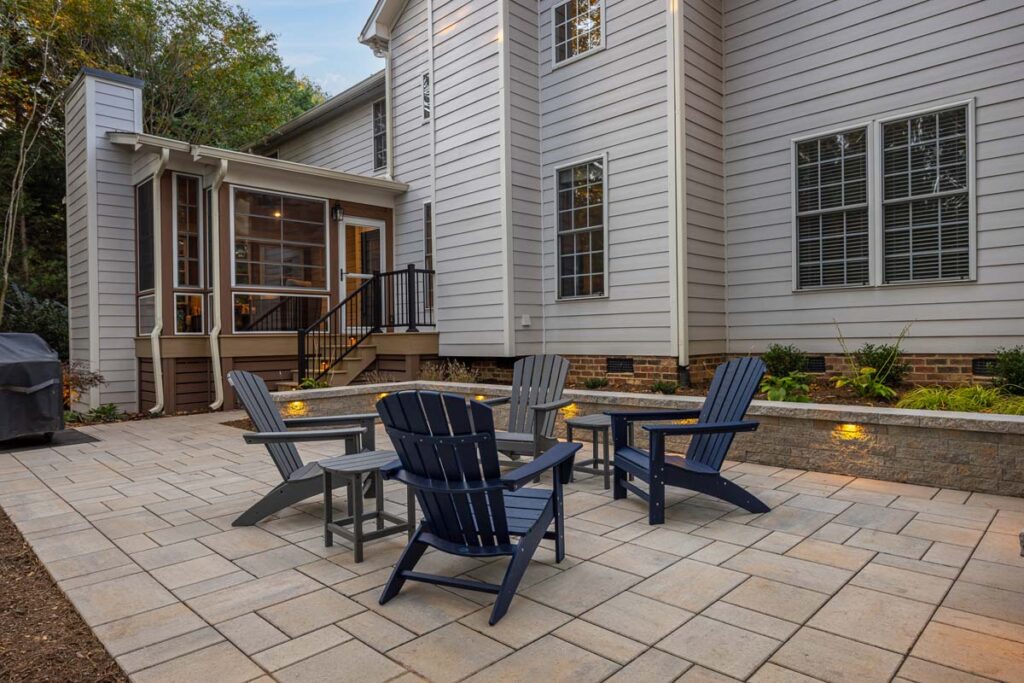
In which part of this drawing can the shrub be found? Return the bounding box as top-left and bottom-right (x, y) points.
(897, 385), (1024, 415)
(297, 377), (329, 390)
(833, 367), (898, 401)
(583, 377), (609, 390)
(1, 283), (68, 359)
(62, 360), (105, 408)
(853, 343), (911, 387)
(86, 404), (121, 423)
(419, 359), (478, 383)
(993, 345), (1024, 395)
(760, 372), (811, 402)
(651, 380), (679, 395)
(762, 344), (807, 377)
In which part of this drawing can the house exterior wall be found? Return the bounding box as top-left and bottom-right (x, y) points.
(275, 100), (382, 176)
(722, 0), (1024, 355)
(64, 70), (144, 411)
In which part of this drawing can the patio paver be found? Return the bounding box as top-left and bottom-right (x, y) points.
(1, 410), (1021, 682)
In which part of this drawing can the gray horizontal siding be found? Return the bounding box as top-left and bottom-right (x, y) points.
(277, 100), (380, 176)
(722, 0), (1024, 354)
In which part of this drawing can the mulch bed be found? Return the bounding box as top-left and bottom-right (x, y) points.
(0, 507), (128, 682)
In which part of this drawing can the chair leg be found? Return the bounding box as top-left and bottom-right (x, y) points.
(379, 524), (428, 605)
(233, 479), (320, 527)
(694, 473), (771, 513)
(490, 505), (552, 625)
(649, 467), (665, 525)
(612, 465), (627, 500)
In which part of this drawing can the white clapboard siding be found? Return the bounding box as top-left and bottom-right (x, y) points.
(722, 0), (1024, 353)
(538, 0), (673, 357)
(65, 82), (91, 402)
(277, 101), (380, 176)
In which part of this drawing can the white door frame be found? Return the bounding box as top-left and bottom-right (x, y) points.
(339, 216), (387, 286)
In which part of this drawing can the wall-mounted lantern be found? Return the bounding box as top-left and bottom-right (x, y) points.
(331, 202), (345, 223)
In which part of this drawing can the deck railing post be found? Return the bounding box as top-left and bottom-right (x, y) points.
(371, 270), (383, 333)
(297, 328), (307, 383)
(405, 263), (419, 332)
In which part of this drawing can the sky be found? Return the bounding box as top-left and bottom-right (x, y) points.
(235, 0), (384, 96)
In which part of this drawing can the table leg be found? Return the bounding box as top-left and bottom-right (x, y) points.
(602, 427), (610, 490)
(374, 471), (384, 531)
(352, 472), (364, 563)
(323, 470), (333, 547)
(566, 424), (574, 482)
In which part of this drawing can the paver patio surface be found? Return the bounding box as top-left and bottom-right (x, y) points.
(1, 411), (1022, 682)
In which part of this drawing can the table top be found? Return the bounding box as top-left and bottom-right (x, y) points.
(566, 413), (611, 428)
(319, 450), (397, 474)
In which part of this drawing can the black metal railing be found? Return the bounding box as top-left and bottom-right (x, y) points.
(298, 264), (435, 383)
(237, 295), (326, 333)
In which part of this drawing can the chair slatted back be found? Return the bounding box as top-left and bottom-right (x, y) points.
(687, 357), (766, 472)
(378, 391), (511, 548)
(507, 355), (570, 436)
(227, 370), (303, 480)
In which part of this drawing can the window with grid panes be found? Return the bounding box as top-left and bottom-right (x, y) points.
(557, 159), (605, 298)
(553, 0), (602, 64)
(795, 128), (869, 288)
(372, 99), (387, 170)
(175, 174), (202, 288)
(882, 105), (970, 282)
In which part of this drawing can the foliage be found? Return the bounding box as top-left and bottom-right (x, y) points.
(296, 377), (328, 390)
(897, 385), (1024, 415)
(86, 403), (121, 422)
(359, 369), (397, 385)
(853, 343), (911, 387)
(0, 283), (67, 357)
(62, 359), (105, 408)
(419, 359), (479, 384)
(761, 344), (807, 377)
(760, 372), (811, 402)
(992, 345), (1024, 395)
(583, 376), (609, 390)
(650, 380), (679, 395)
(833, 367), (898, 401)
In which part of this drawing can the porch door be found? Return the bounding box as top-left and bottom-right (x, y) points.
(340, 218), (386, 328)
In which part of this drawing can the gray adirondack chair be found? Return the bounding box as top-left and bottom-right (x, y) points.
(228, 370), (383, 527)
(483, 355), (572, 461)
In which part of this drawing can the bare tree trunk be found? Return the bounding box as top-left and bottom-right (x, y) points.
(19, 213), (28, 279)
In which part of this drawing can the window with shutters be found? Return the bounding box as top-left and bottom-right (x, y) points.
(881, 105), (970, 283)
(794, 127), (869, 289)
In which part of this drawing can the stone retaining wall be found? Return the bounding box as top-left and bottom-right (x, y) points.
(273, 382), (1024, 497)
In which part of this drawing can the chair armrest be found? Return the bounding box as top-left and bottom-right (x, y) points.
(379, 459), (402, 478)
(382, 467), (506, 493)
(530, 398), (573, 414)
(643, 420), (759, 436)
(243, 427), (365, 444)
(500, 441), (582, 491)
(481, 396), (510, 407)
(283, 413), (377, 428)
(605, 409), (702, 423)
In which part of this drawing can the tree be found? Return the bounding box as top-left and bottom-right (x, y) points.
(0, 0), (325, 334)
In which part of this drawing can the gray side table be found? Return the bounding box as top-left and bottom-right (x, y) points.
(322, 450), (416, 563)
(567, 413), (612, 489)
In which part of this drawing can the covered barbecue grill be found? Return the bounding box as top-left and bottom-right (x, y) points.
(0, 333), (63, 443)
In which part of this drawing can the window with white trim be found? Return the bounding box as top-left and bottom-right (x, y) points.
(421, 74), (431, 120)
(553, 0), (603, 64)
(233, 188), (327, 289)
(423, 202), (434, 311)
(556, 158), (605, 298)
(881, 105), (970, 282)
(372, 99), (387, 170)
(175, 293), (204, 334)
(795, 127), (869, 288)
(174, 174), (202, 288)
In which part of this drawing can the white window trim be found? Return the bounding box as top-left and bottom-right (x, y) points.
(790, 99), (977, 292)
(550, 0), (606, 70)
(171, 172), (204, 290)
(789, 122), (873, 292)
(553, 151), (610, 302)
(137, 293), (155, 336)
(174, 292), (205, 336)
(872, 98), (977, 287)
(372, 98), (387, 171)
(422, 200), (434, 270)
(421, 73), (431, 122)
(228, 184), (331, 293)
(230, 292), (329, 335)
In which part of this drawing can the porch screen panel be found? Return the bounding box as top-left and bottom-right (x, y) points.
(795, 128), (869, 288)
(136, 179), (154, 292)
(175, 175), (201, 287)
(233, 189), (326, 289)
(557, 159), (605, 298)
(882, 105), (970, 282)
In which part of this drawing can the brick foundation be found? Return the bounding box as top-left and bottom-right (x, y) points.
(463, 355), (683, 391)
(818, 353), (991, 385)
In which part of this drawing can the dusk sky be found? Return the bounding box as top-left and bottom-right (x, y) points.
(236, 0), (384, 96)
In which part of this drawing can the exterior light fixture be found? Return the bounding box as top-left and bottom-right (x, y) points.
(331, 202), (345, 222)
(832, 423), (867, 442)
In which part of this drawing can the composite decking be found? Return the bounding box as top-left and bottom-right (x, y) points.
(0, 411), (1021, 682)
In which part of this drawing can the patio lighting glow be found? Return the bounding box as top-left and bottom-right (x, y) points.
(474, 394), (486, 401)
(560, 402), (579, 419)
(832, 423), (867, 441)
(284, 400), (308, 417)
(377, 392), (389, 400)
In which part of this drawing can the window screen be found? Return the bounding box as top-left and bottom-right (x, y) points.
(136, 179), (154, 292)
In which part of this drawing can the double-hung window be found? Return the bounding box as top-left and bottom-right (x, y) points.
(553, 0), (603, 65)
(372, 99), (387, 171)
(556, 157), (606, 298)
(794, 128), (869, 288)
(881, 105), (970, 283)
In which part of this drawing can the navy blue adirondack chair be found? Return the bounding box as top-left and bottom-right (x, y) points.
(609, 357), (768, 524)
(376, 391), (581, 625)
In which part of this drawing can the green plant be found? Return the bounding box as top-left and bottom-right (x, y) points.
(651, 380), (679, 395)
(853, 343), (911, 387)
(896, 385), (1024, 415)
(760, 372), (811, 402)
(833, 367), (898, 401)
(296, 377), (329, 390)
(993, 345), (1024, 395)
(86, 404), (122, 423)
(583, 377), (609, 390)
(419, 359), (479, 384)
(358, 369), (397, 385)
(762, 344), (807, 377)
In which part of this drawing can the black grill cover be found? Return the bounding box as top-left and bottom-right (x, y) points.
(0, 333), (64, 441)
